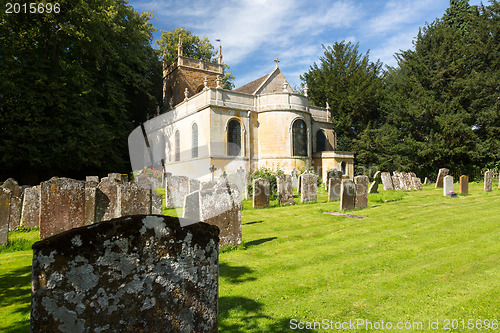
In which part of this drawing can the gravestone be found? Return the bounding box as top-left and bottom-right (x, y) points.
(408, 172), (417, 189)
(86, 176), (99, 183)
(2, 178), (23, 231)
(392, 175), (401, 191)
(136, 174), (160, 191)
(31, 215), (219, 333)
(84, 181), (98, 226)
(253, 178), (270, 208)
(151, 194), (163, 215)
(381, 172), (394, 191)
(435, 168), (449, 188)
(412, 177), (423, 190)
(459, 175), (468, 195)
(443, 175), (454, 197)
(119, 182), (152, 216)
(484, 171), (493, 192)
(189, 179), (202, 193)
(354, 175), (369, 209)
(108, 173), (122, 183)
(399, 172), (413, 191)
(201, 181), (217, 190)
(291, 170), (298, 188)
(368, 171), (381, 194)
(277, 174), (293, 206)
(300, 173), (317, 203)
(423, 177), (431, 185)
(95, 177), (121, 223)
(0, 188), (12, 245)
(121, 174), (129, 183)
(327, 174), (342, 201)
(340, 180), (356, 211)
(324, 169), (337, 190)
(40, 178), (86, 239)
(165, 176), (189, 208)
(20, 185), (40, 229)
(227, 169), (249, 200)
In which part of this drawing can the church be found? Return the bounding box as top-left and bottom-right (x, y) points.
(128, 38), (354, 182)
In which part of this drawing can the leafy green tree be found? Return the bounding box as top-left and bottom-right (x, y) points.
(0, 0), (161, 184)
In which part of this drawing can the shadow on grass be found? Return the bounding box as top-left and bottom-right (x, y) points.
(245, 237), (277, 248)
(219, 262), (257, 283)
(219, 296), (314, 333)
(0, 265), (31, 333)
(243, 220), (264, 225)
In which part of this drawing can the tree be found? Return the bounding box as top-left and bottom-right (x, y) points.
(155, 27), (235, 90)
(0, 0), (162, 184)
(301, 41), (384, 166)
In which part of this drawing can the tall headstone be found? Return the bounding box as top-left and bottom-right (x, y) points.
(435, 168), (449, 188)
(189, 179), (202, 193)
(300, 173), (317, 203)
(368, 171), (381, 194)
(20, 185), (41, 229)
(291, 170), (298, 189)
(484, 171), (493, 192)
(381, 172), (394, 191)
(31, 215), (219, 333)
(119, 182), (152, 216)
(0, 188), (12, 245)
(136, 174), (160, 191)
(328, 173), (342, 201)
(95, 177), (121, 223)
(354, 176), (369, 209)
(253, 178), (270, 209)
(443, 175), (454, 197)
(84, 181), (98, 226)
(412, 177), (423, 190)
(340, 180), (356, 211)
(2, 178), (23, 231)
(392, 175), (402, 191)
(324, 169), (338, 190)
(40, 178), (86, 239)
(277, 174), (293, 206)
(459, 175), (469, 195)
(165, 176), (189, 208)
(423, 177), (431, 185)
(228, 168), (249, 199)
(151, 194), (163, 215)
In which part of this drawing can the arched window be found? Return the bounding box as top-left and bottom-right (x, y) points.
(292, 119), (307, 157)
(316, 130), (326, 152)
(192, 123), (198, 158)
(227, 119), (241, 156)
(341, 161), (346, 175)
(196, 85), (204, 94)
(175, 130), (180, 162)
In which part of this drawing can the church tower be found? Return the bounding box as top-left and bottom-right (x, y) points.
(162, 36), (224, 111)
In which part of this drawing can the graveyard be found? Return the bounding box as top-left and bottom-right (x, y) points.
(1, 180), (499, 332)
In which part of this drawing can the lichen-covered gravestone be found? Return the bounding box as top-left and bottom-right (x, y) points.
(95, 177), (121, 223)
(354, 175), (369, 209)
(20, 185), (40, 229)
(277, 174), (293, 206)
(40, 178), (86, 240)
(0, 188), (12, 245)
(119, 182), (152, 216)
(484, 171), (493, 192)
(253, 178), (270, 209)
(381, 172), (394, 191)
(443, 175), (454, 196)
(459, 175), (469, 195)
(31, 215), (219, 333)
(327, 173), (342, 202)
(340, 180), (356, 211)
(151, 194), (163, 215)
(165, 176), (189, 208)
(2, 178), (23, 231)
(435, 168), (449, 188)
(412, 177), (423, 191)
(392, 174), (402, 191)
(85, 176), (99, 183)
(300, 173), (317, 203)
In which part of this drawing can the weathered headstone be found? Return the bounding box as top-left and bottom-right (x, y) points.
(95, 177), (121, 223)
(340, 180), (356, 211)
(0, 188), (12, 245)
(484, 170), (493, 192)
(86, 176), (99, 183)
(443, 175), (454, 197)
(165, 176), (189, 208)
(459, 175), (468, 195)
(291, 170), (298, 189)
(84, 181), (98, 226)
(189, 179), (202, 193)
(423, 177), (431, 185)
(354, 175), (369, 209)
(151, 194), (163, 215)
(136, 174), (160, 190)
(20, 185), (41, 229)
(107, 173), (122, 182)
(277, 174), (293, 206)
(119, 182), (152, 216)
(2, 178), (23, 231)
(392, 175), (401, 191)
(301, 173), (317, 203)
(412, 177), (423, 190)
(328, 173), (342, 201)
(40, 178), (86, 239)
(408, 172), (418, 189)
(399, 172), (413, 191)
(435, 168), (449, 188)
(253, 178), (270, 208)
(201, 180), (217, 190)
(227, 169), (249, 200)
(31, 215), (219, 333)
(368, 171), (381, 194)
(381, 172), (394, 191)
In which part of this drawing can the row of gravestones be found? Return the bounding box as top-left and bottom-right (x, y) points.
(380, 171), (424, 191)
(440, 169), (499, 196)
(0, 173), (163, 245)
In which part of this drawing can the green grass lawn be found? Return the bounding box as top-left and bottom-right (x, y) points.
(1, 183), (499, 332)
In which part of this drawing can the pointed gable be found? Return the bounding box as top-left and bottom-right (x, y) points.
(235, 67), (294, 95)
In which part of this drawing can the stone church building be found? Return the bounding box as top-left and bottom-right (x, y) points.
(129, 39), (353, 182)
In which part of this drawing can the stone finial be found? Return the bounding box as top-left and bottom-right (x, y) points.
(283, 82), (289, 93)
(274, 57), (280, 68)
(184, 88), (189, 100)
(216, 76), (222, 88)
(204, 76), (209, 90)
(304, 83), (308, 97)
(218, 43), (223, 65)
(177, 35), (183, 57)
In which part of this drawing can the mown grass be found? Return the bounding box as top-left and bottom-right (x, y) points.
(1, 182), (499, 332)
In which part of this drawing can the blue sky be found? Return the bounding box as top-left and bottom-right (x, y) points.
(128, 0), (483, 89)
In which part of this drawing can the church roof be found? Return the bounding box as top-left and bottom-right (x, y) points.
(234, 72), (270, 95)
(235, 62), (294, 95)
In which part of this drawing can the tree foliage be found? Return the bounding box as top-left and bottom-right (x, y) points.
(0, 0), (162, 184)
